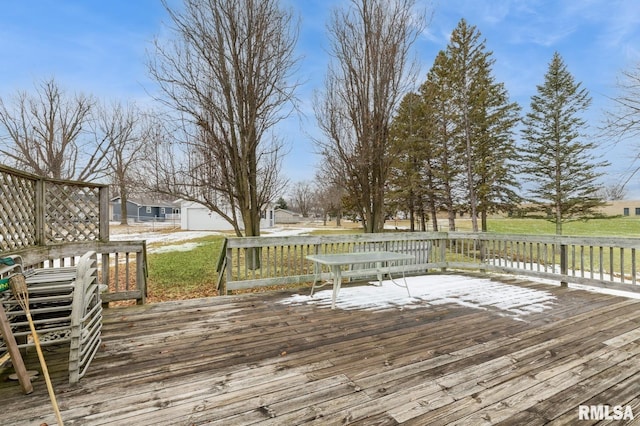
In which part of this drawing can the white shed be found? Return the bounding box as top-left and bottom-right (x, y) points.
(180, 201), (275, 231)
(274, 208), (303, 224)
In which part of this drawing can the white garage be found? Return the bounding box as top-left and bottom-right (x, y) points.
(180, 201), (275, 231)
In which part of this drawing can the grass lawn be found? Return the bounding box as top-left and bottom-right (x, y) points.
(483, 216), (640, 237)
(146, 235), (225, 302)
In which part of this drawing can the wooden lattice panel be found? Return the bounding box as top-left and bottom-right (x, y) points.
(45, 183), (101, 244)
(0, 171), (37, 251)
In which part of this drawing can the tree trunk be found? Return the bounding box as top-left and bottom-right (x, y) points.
(409, 195), (415, 231)
(119, 184), (129, 226)
(243, 206), (262, 270)
(448, 210), (456, 232)
(464, 127), (479, 232)
(428, 197), (438, 232)
(555, 206), (562, 235)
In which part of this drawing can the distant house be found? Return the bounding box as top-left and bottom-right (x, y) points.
(274, 208), (303, 224)
(601, 200), (640, 217)
(110, 197), (181, 222)
(181, 201), (275, 231)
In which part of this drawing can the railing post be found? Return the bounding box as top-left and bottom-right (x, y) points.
(225, 243), (233, 295)
(34, 177), (46, 246)
(99, 186), (110, 242)
(440, 235), (448, 272)
(136, 241), (147, 305)
(560, 243), (568, 287)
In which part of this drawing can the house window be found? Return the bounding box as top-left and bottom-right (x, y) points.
(636, 208), (640, 216)
(146, 206), (152, 214)
(624, 208), (630, 216)
(160, 207), (166, 214)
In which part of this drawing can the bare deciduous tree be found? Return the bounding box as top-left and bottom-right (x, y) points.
(603, 65), (640, 142)
(290, 180), (314, 217)
(597, 182), (627, 201)
(602, 64), (640, 192)
(315, 179), (345, 226)
(0, 78), (109, 181)
(148, 0), (298, 240)
(95, 101), (147, 225)
(314, 0), (427, 233)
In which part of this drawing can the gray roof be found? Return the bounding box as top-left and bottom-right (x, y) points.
(110, 196), (180, 208)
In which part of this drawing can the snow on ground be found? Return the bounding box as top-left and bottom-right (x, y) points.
(261, 227), (317, 237)
(109, 224), (317, 253)
(278, 274), (557, 320)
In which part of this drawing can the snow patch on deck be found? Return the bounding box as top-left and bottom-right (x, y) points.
(279, 274), (556, 319)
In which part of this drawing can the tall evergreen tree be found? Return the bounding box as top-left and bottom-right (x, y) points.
(471, 62), (522, 231)
(445, 19), (521, 232)
(389, 92), (427, 231)
(521, 52), (607, 235)
(421, 50), (462, 231)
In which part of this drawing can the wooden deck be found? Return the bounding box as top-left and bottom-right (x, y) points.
(1, 273), (640, 425)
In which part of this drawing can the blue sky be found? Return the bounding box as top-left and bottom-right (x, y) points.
(1, 1), (640, 197)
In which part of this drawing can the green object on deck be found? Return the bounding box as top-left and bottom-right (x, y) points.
(0, 278), (9, 292)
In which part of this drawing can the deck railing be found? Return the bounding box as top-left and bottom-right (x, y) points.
(223, 232), (640, 295)
(0, 165), (147, 305)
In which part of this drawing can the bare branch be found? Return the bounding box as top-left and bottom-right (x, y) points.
(0, 78), (108, 181)
(147, 0), (300, 237)
(314, 0), (427, 232)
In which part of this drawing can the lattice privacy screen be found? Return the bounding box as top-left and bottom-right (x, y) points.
(0, 171), (37, 251)
(0, 166), (106, 251)
(45, 183), (101, 244)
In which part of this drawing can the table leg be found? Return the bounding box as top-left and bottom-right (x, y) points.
(401, 266), (411, 297)
(376, 261), (383, 285)
(387, 262), (412, 298)
(310, 261), (320, 297)
(331, 266), (342, 309)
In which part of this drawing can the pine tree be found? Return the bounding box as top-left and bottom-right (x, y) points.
(389, 92), (427, 231)
(471, 63), (522, 231)
(420, 50), (463, 231)
(445, 19), (521, 232)
(521, 52), (607, 235)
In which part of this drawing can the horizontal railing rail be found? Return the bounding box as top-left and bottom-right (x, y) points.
(223, 232), (640, 295)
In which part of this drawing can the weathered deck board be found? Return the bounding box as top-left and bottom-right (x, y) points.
(0, 273), (639, 425)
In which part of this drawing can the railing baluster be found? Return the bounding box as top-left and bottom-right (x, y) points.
(571, 245), (575, 277)
(599, 246), (604, 281)
(620, 247), (624, 284)
(125, 252), (130, 291)
(632, 248), (637, 286)
(114, 252), (120, 292)
(610, 247), (614, 282)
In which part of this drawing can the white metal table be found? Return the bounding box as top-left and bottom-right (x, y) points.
(306, 251), (414, 309)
